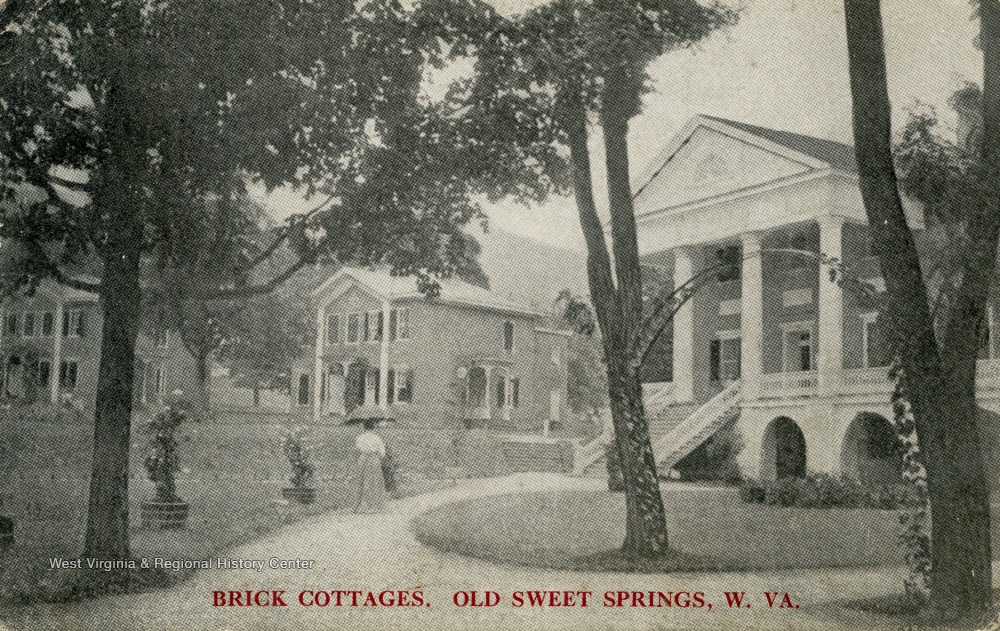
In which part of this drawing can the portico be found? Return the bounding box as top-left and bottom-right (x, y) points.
(633, 114), (928, 481)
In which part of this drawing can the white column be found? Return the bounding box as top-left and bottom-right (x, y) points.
(672, 246), (697, 403)
(51, 302), (64, 404)
(740, 232), (764, 400)
(818, 216), (845, 395)
(312, 305), (324, 423)
(378, 301), (391, 409)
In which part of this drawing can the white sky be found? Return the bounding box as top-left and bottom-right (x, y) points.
(261, 0), (983, 252)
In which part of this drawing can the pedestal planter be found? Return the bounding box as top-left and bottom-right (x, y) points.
(0, 517), (13, 549)
(282, 487), (316, 505)
(141, 501), (189, 529)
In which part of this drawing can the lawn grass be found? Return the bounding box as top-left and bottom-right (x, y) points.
(410, 486), (1000, 573)
(0, 409), (457, 605)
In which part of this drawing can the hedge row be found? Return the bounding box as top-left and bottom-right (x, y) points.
(738, 473), (920, 510)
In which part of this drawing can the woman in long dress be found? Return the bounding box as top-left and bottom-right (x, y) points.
(353, 419), (389, 513)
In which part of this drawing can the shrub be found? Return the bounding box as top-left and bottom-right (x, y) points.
(737, 478), (765, 504)
(740, 472), (912, 510)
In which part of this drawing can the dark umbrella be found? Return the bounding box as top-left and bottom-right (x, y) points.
(343, 404), (397, 426)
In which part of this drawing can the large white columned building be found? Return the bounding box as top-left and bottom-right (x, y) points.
(635, 115), (1000, 485)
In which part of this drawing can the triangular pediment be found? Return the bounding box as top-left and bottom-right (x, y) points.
(633, 117), (842, 217)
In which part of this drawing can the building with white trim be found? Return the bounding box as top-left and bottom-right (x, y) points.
(294, 267), (573, 434)
(633, 115), (1000, 485)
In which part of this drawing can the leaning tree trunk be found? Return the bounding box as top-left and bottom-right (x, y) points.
(601, 81), (671, 557)
(844, 0), (994, 614)
(560, 84), (670, 557)
(606, 353), (669, 555)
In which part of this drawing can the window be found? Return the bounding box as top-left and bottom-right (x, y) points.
(4, 313), (17, 337)
(467, 366), (487, 408)
(496, 374), (506, 408)
(154, 329), (169, 349)
(503, 321), (515, 354)
(297, 373), (310, 406)
(41, 312), (53, 336)
(715, 246), (740, 282)
(326, 314), (341, 345)
(495, 375), (519, 408)
(863, 313), (893, 368)
(59, 360), (79, 389)
(35, 360), (50, 387)
(390, 307), (410, 341)
(709, 333), (742, 382)
(346, 313), (361, 344)
(797, 333), (812, 371)
(154, 367), (165, 397)
(782, 326), (814, 372)
(22, 312), (35, 337)
(395, 367), (413, 403)
(365, 368), (380, 405)
(63, 310), (86, 338)
(366, 310), (383, 342)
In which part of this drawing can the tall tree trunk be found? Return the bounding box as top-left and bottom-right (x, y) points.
(83, 64), (145, 562)
(601, 84), (670, 556)
(844, 0), (993, 614)
(562, 88), (669, 556)
(83, 209), (143, 561)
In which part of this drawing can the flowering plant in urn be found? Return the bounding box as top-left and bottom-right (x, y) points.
(281, 427), (316, 504)
(143, 393), (193, 503)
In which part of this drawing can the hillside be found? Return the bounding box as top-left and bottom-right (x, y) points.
(474, 228), (589, 314)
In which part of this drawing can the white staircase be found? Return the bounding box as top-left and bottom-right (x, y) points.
(652, 380), (743, 471)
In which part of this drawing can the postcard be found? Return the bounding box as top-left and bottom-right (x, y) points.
(0, 0), (997, 629)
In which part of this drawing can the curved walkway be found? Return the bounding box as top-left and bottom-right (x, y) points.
(5, 474), (918, 630)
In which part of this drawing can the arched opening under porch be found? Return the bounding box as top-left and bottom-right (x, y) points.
(840, 412), (903, 485)
(760, 416), (807, 480)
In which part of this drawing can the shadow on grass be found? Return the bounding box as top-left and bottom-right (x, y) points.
(410, 487), (908, 573)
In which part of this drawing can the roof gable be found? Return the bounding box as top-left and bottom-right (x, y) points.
(633, 115), (856, 218)
(312, 267), (545, 318)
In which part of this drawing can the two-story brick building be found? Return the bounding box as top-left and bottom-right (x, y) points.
(0, 278), (199, 412)
(293, 267), (571, 434)
(630, 114), (1000, 486)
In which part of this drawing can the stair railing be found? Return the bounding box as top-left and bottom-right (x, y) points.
(652, 380), (742, 470)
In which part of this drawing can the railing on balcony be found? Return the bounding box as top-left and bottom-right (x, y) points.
(841, 366), (893, 395)
(759, 370), (817, 398)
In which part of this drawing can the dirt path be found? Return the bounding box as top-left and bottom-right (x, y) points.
(4, 474), (920, 630)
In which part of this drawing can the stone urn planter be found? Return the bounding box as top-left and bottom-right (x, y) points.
(141, 395), (194, 529)
(281, 427), (316, 506)
(141, 501), (189, 529)
(281, 487), (316, 505)
(0, 516), (14, 550)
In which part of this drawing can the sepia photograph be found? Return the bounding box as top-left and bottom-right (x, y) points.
(0, 0), (998, 629)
